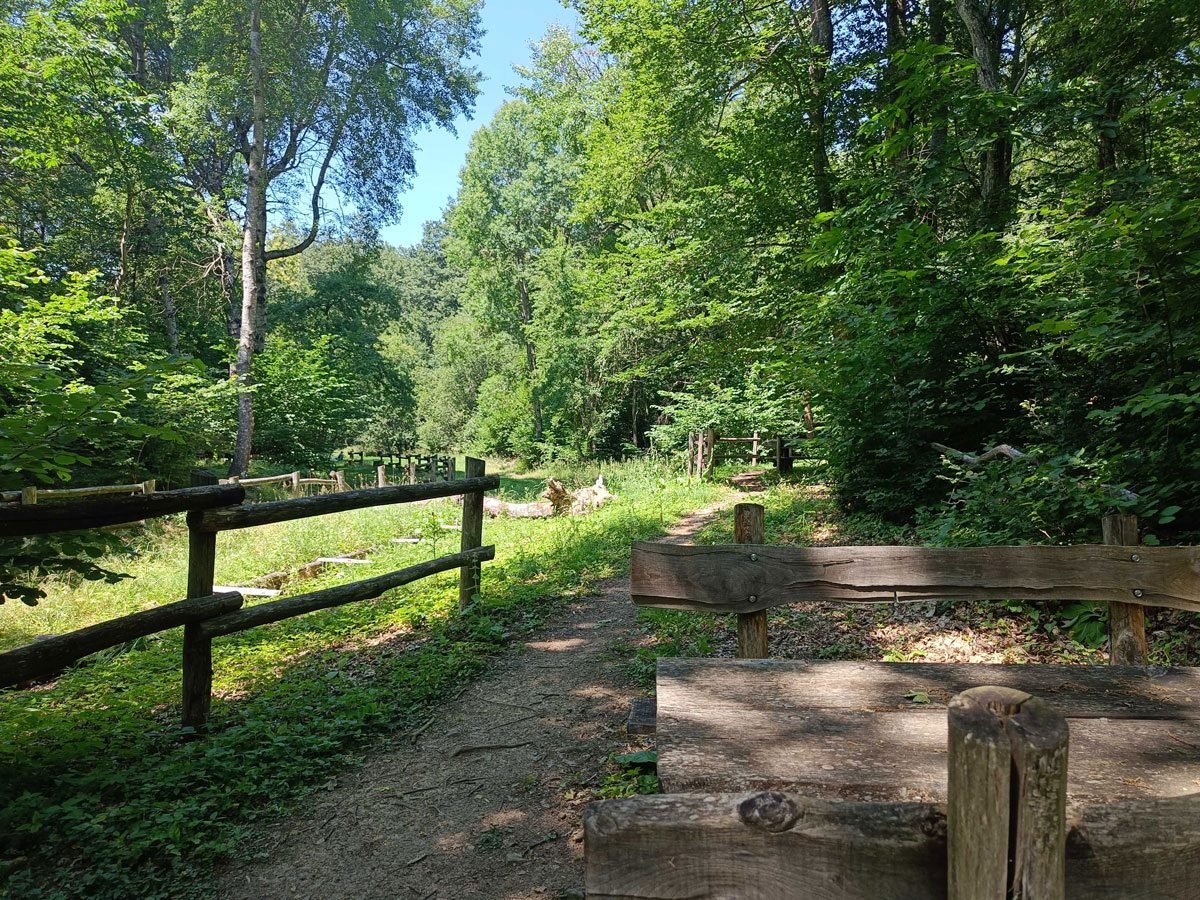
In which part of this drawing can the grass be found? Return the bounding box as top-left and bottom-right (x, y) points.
(0, 457), (726, 900)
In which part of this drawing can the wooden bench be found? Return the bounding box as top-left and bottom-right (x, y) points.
(586, 505), (1200, 899)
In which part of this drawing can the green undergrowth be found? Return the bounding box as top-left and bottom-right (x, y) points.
(0, 459), (725, 900)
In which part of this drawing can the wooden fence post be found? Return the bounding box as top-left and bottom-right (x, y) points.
(704, 428), (717, 479)
(459, 457), (486, 611)
(948, 686), (1069, 900)
(20, 486), (36, 505)
(686, 432), (694, 478)
(407, 459), (416, 485)
(735, 503), (768, 658)
(332, 469), (347, 492)
(751, 431), (760, 466)
(183, 469), (218, 731)
(776, 436), (794, 475)
(376, 464), (386, 488)
(141, 479), (156, 495)
(289, 471), (301, 497)
(1103, 514), (1149, 665)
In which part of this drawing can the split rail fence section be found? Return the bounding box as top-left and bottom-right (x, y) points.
(685, 431), (814, 478)
(0, 458), (497, 731)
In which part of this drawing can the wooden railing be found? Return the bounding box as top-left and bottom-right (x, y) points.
(0, 459), (497, 731)
(1, 479), (157, 504)
(685, 431), (815, 478)
(343, 451), (457, 484)
(631, 506), (1170, 665)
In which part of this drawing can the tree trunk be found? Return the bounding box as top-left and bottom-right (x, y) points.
(1099, 95), (1122, 172)
(955, 0), (1011, 214)
(160, 269), (178, 353)
(516, 277), (543, 441)
(810, 0), (835, 215)
(929, 0), (948, 156)
(230, 0), (267, 477)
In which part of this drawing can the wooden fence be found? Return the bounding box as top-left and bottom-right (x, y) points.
(0, 459), (497, 731)
(586, 680), (1200, 900)
(685, 431), (814, 478)
(1, 479), (157, 505)
(343, 451), (457, 484)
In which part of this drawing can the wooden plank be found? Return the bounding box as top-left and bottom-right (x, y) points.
(1066, 794), (1200, 899)
(192, 475), (500, 533)
(0, 484), (245, 537)
(658, 709), (1200, 805)
(584, 791), (1200, 900)
(1104, 515), (1149, 665)
(654, 658), (1200, 719)
(631, 542), (1200, 613)
(627, 698), (657, 735)
(734, 504), (768, 658)
(199, 545), (495, 638)
(656, 660), (1200, 805)
(0, 592), (243, 688)
(459, 457), (486, 610)
(584, 792), (947, 900)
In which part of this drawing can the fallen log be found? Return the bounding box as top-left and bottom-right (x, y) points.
(470, 475), (618, 519)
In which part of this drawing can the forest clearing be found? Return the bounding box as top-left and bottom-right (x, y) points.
(4, 0), (1200, 896)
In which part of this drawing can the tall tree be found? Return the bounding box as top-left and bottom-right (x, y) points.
(169, 0), (482, 473)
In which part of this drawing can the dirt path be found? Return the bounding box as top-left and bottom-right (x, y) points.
(215, 498), (736, 900)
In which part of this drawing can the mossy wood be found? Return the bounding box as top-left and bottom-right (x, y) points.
(0, 592), (244, 687)
(0, 484), (246, 537)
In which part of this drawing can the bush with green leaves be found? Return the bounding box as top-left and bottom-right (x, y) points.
(252, 336), (351, 468)
(0, 241), (193, 603)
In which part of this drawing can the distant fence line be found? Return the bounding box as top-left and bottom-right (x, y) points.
(0, 459), (496, 731)
(2, 453), (459, 508)
(686, 431), (819, 479)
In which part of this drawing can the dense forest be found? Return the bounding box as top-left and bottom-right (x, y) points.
(3, 0), (1199, 540)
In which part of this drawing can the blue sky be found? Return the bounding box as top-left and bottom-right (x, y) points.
(379, 0), (580, 248)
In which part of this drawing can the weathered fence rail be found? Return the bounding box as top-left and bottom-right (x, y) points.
(1, 479), (157, 504)
(632, 506), (1166, 664)
(0, 484), (244, 537)
(0, 460), (496, 731)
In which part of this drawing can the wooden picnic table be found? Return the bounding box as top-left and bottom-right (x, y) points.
(652, 658), (1200, 806)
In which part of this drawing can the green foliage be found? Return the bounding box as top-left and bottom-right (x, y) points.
(472, 373), (537, 459)
(914, 455), (1136, 547)
(0, 242), (198, 604)
(253, 336), (351, 468)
